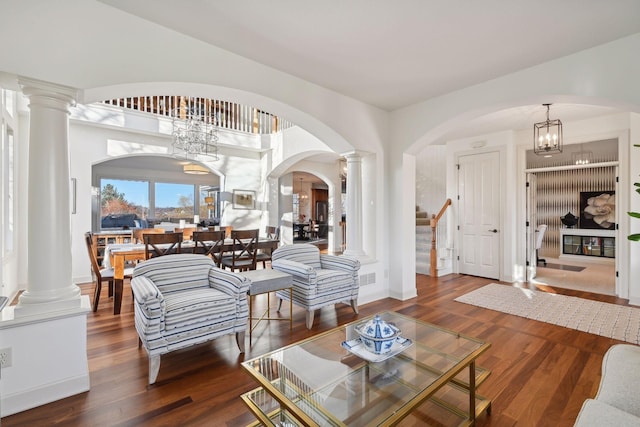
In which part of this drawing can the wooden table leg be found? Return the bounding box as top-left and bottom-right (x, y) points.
(114, 253), (124, 315)
(114, 278), (123, 315)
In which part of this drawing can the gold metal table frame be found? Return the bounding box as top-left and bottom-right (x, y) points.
(241, 311), (492, 426)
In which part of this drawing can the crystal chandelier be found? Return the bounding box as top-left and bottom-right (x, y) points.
(533, 103), (563, 156)
(171, 108), (219, 161)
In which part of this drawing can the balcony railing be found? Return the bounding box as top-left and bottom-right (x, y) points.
(102, 95), (293, 135)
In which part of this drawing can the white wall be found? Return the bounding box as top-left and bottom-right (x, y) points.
(416, 145), (446, 215)
(629, 113), (640, 304)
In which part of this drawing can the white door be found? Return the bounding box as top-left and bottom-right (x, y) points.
(458, 151), (501, 279)
(526, 173), (538, 280)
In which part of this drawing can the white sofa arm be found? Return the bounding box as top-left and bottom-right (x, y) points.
(208, 266), (251, 297)
(208, 267), (251, 323)
(595, 344), (640, 418)
(320, 254), (360, 272)
(131, 275), (166, 339)
(272, 259), (317, 282)
(574, 399), (640, 427)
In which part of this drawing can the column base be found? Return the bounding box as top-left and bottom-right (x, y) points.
(14, 284), (82, 318)
(0, 296), (91, 417)
(343, 249), (367, 257)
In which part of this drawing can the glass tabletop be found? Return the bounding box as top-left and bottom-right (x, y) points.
(241, 311), (490, 426)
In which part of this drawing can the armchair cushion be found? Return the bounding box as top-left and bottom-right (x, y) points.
(315, 269), (353, 289)
(163, 288), (236, 332)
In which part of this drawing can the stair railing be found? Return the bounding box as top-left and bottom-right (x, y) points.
(430, 198), (452, 277)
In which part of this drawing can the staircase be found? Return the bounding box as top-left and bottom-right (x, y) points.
(416, 206), (431, 274)
(415, 205), (453, 277)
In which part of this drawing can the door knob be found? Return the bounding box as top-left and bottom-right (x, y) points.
(488, 229), (498, 233)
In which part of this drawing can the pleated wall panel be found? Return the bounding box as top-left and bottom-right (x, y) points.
(536, 166), (615, 258)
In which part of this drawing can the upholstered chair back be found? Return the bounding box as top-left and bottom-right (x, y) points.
(133, 254), (214, 294)
(272, 243), (321, 269)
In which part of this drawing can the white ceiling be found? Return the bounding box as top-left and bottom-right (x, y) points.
(99, 0), (640, 112)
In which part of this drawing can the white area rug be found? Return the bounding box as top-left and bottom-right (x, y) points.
(455, 283), (640, 345)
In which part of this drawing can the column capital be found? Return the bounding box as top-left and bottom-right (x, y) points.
(19, 77), (77, 110)
(340, 150), (370, 160)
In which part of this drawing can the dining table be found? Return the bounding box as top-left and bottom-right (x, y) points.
(105, 238), (280, 315)
(293, 222), (309, 240)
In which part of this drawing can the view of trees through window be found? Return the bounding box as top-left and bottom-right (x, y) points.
(100, 178), (218, 227)
(155, 182), (194, 220)
(100, 179), (148, 220)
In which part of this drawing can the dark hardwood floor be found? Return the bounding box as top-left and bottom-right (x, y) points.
(2, 274), (629, 427)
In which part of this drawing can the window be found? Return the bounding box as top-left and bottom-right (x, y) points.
(2, 124), (14, 254)
(98, 177), (210, 229)
(3, 89), (14, 118)
(155, 182), (194, 221)
(2, 88), (16, 256)
(100, 178), (149, 228)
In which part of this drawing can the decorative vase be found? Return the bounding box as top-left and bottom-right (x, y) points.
(561, 211), (578, 228)
(354, 314), (402, 354)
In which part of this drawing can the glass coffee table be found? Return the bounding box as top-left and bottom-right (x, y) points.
(241, 311), (491, 426)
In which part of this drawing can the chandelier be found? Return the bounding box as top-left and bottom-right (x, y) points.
(171, 108), (219, 161)
(296, 177), (309, 203)
(533, 103), (563, 156)
(573, 148), (594, 165)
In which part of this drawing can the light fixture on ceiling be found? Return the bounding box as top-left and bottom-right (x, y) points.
(183, 163), (210, 175)
(296, 177), (308, 202)
(573, 148), (594, 165)
(533, 103), (563, 156)
(172, 106), (219, 161)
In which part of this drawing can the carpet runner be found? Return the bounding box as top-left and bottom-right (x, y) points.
(455, 283), (640, 345)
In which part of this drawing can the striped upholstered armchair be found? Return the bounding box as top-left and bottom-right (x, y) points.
(271, 244), (360, 329)
(131, 254), (250, 384)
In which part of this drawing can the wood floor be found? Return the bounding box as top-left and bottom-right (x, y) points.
(2, 274), (630, 427)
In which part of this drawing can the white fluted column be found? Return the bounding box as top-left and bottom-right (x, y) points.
(14, 79), (81, 316)
(342, 151), (365, 257)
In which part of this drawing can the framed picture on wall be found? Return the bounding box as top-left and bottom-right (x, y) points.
(233, 189), (256, 210)
(580, 191), (615, 229)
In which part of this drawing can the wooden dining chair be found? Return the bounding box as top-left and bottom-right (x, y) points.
(256, 226), (280, 268)
(192, 230), (226, 267)
(308, 220), (319, 239)
(221, 225), (233, 238)
(143, 232), (183, 259)
(84, 232), (133, 312)
(220, 229), (259, 272)
(133, 227), (164, 243)
(174, 227), (195, 241)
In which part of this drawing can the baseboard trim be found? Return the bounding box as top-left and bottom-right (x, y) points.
(1, 373), (90, 417)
